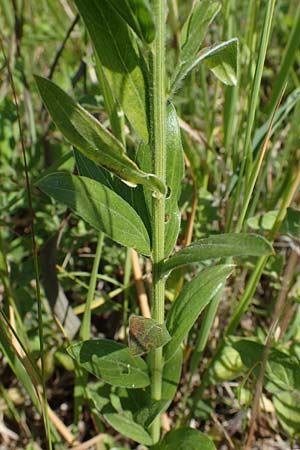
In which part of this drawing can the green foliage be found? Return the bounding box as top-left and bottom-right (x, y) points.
(155, 427), (216, 450)
(2, 0), (300, 447)
(68, 339), (150, 388)
(37, 172), (151, 255)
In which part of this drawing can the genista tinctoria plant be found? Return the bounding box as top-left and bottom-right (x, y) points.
(35, 0), (273, 447)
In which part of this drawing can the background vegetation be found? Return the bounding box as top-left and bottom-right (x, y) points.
(0, 0), (300, 449)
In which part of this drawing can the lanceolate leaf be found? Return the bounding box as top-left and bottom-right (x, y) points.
(68, 339), (150, 389)
(109, 0), (155, 43)
(165, 103), (185, 256)
(164, 265), (233, 362)
(37, 173), (151, 255)
(136, 104), (184, 256)
(128, 315), (171, 356)
(203, 38), (238, 85)
(156, 427), (216, 450)
(103, 406), (153, 446)
(160, 233), (273, 277)
(74, 148), (113, 189)
(74, 0), (149, 141)
(171, 0), (220, 90)
(35, 76), (165, 194)
(172, 39), (238, 93)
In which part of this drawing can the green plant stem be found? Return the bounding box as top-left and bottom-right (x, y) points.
(228, 0), (276, 231)
(80, 231), (104, 341)
(75, 231), (103, 423)
(150, 0), (166, 443)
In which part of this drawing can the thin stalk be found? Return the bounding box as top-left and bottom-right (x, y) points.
(228, 0), (276, 231)
(80, 231), (104, 340)
(150, 0), (167, 443)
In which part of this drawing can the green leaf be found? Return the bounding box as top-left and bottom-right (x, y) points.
(128, 315), (171, 356)
(172, 39), (238, 93)
(164, 265), (233, 362)
(35, 76), (164, 194)
(273, 391), (300, 437)
(74, 0), (149, 141)
(203, 38), (238, 85)
(283, 207), (300, 239)
(103, 405), (153, 446)
(136, 104), (185, 256)
(109, 0), (155, 43)
(74, 148), (113, 189)
(155, 427), (216, 450)
(37, 172), (151, 255)
(248, 207), (300, 239)
(160, 233), (273, 277)
(67, 339), (150, 388)
(208, 345), (244, 384)
(247, 210), (278, 231)
(233, 340), (300, 391)
(171, 0), (220, 89)
(165, 103), (185, 256)
(162, 348), (183, 401)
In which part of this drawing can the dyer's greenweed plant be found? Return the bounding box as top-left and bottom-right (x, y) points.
(35, 0), (274, 448)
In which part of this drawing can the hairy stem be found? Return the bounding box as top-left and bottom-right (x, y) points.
(150, 0), (166, 443)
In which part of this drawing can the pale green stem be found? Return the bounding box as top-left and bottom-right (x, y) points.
(80, 231), (104, 341)
(150, 0), (166, 443)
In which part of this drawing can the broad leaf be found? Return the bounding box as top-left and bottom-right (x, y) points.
(165, 103), (185, 256)
(35, 76), (164, 194)
(103, 405), (153, 446)
(160, 233), (273, 276)
(68, 339), (150, 388)
(164, 265), (233, 362)
(128, 315), (171, 356)
(273, 391), (300, 437)
(233, 340), (300, 392)
(74, 0), (149, 141)
(109, 0), (155, 43)
(155, 427), (216, 450)
(172, 0), (220, 89)
(208, 345), (244, 384)
(37, 173), (151, 255)
(74, 148), (113, 189)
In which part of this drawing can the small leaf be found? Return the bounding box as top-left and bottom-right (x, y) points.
(283, 207), (300, 239)
(37, 173), (151, 255)
(247, 210), (278, 231)
(35, 76), (164, 194)
(203, 38), (238, 85)
(109, 0), (155, 43)
(68, 339), (150, 388)
(164, 265), (233, 362)
(160, 233), (273, 277)
(155, 427), (216, 450)
(74, 0), (149, 141)
(103, 405), (153, 446)
(172, 0), (220, 89)
(128, 315), (171, 357)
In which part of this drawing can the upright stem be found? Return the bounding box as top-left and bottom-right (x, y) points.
(151, 0), (166, 443)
